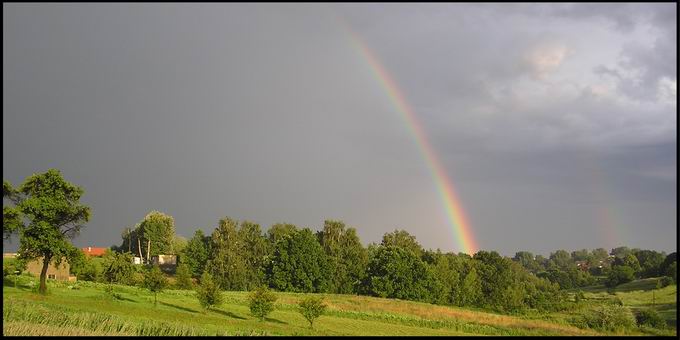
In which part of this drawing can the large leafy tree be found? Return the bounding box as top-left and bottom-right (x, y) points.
(380, 229), (424, 258)
(137, 211), (176, 260)
(4, 170), (91, 294)
(266, 223), (298, 245)
(317, 220), (368, 294)
(238, 221), (269, 290)
(267, 228), (331, 293)
(362, 245), (440, 303)
(181, 229), (211, 278)
(633, 249), (665, 278)
(207, 217), (248, 290)
(3, 180), (23, 240)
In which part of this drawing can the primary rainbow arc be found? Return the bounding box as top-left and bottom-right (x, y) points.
(343, 24), (479, 255)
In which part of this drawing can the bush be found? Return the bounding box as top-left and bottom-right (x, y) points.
(605, 266), (635, 288)
(174, 262), (193, 289)
(298, 296), (327, 329)
(577, 304), (636, 332)
(248, 286), (277, 321)
(196, 272), (222, 311)
(143, 265), (168, 306)
(658, 276), (673, 288)
(635, 309), (665, 329)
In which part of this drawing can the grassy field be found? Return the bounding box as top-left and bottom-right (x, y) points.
(2, 275), (676, 336)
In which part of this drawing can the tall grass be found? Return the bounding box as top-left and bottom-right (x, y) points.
(2, 298), (246, 336)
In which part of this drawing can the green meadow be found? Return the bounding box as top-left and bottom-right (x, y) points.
(3, 274), (675, 336)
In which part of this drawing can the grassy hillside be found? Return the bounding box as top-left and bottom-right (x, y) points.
(4, 275), (675, 336)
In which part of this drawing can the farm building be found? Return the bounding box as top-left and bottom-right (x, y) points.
(24, 257), (76, 281)
(81, 246), (108, 257)
(151, 254), (177, 272)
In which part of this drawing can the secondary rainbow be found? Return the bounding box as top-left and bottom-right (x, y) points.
(341, 23), (478, 254)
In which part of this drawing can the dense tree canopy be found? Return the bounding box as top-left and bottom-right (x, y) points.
(4, 169), (91, 294)
(267, 228), (331, 293)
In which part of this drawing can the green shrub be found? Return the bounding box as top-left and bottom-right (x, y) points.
(143, 265), (168, 306)
(577, 304), (636, 332)
(298, 296), (327, 329)
(658, 276), (673, 288)
(635, 309), (665, 329)
(195, 272), (222, 311)
(605, 266), (635, 288)
(248, 286), (277, 321)
(174, 262), (193, 289)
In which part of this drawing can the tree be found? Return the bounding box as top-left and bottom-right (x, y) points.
(381, 229), (423, 258)
(614, 254), (641, 276)
(102, 251), (136, 285)
(3, 180), (22, 240)
(137, 211), (176, 260)
(611, 246), (632, 259)
(196, 271), (223, 311)
(181, 229), (210, 277)
(267, 228), (331, 293)
(549, 250), (573, 270)
(513, 251), (540, 273)
(248, 286), (277, 321)
(317, 220), (368, 294)
(4, 169), (91, 294)
(266, 223), (298, 245)
(298, 296), (327, 329)
(362, 245), (438, 303)
(144, 265), (168, 306)
(174, 262), (193, 289)
(238, 221), (269, 290)
(207, 217), (248, 290)
(458, 267), (482, 307)
(633, 250), (665, 278)
(605, 265), (635, 287)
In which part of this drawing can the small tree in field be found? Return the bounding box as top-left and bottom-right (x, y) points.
(143, 265), (168, 306)
(298, 296), (327, 329)
(248, 286), (277, 321)
(196, 271), (222, 311)
(174, 262), (193, 289)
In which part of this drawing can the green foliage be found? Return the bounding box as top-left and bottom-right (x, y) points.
(102, 252), (136, 285)
(143, 265), (168, 306)
(633, 249), (665, 278)
(605, 265), (635, 288)
(362, 245), (439, 303)
(613, 254), (641, 275)
(138, 211), (176, 259)
(174, 262), (193, 289)
(195, 271), (222, 311)
(266, 223), (298, 244)
(576, 304), (636, 332)
(298, 296), (327, 328)
(664, 262), (676, 283)
(8, 169), (91, 294)
(207, 217), (248, 290)
(548, 250), (573, 270)
(237, 221), (269, 290)
(658, 276), (673, 288)
(635, 308), (666, 329)
(318, 220), (368, 294)
(458, 267), (482, 307)
(380, 229), (424, 258)
(268, 228), (331, 293)
(70, 253), (103, 282)
(181, 230), (210, 278)
(247, 286), (277, 321)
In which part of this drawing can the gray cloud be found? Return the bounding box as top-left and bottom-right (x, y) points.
(3, 3), (675, 256)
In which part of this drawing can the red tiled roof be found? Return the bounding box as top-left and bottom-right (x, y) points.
(81, 247), (107, 256)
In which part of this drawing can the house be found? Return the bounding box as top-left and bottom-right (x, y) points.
(3, 253), (18, 258)
(81, 246), (108, 257)
(132, 256), (143, 265)
(575, 260), (590, 272)
(151, 254), (177, 266)
(24, 257), (76, 281)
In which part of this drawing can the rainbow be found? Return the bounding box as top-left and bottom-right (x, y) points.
(341, 23), (478, 255)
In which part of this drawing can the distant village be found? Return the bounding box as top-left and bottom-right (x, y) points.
(3, 247), (177, 282)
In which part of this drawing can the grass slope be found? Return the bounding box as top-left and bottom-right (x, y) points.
(2, 275), (675, 336)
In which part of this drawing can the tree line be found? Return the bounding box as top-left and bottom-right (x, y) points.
(4, 169), (677, 315)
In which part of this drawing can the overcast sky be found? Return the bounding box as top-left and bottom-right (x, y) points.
(3, 3), (676, 256)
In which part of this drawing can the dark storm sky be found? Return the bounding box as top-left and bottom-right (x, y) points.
(3, 3), (676, 256)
